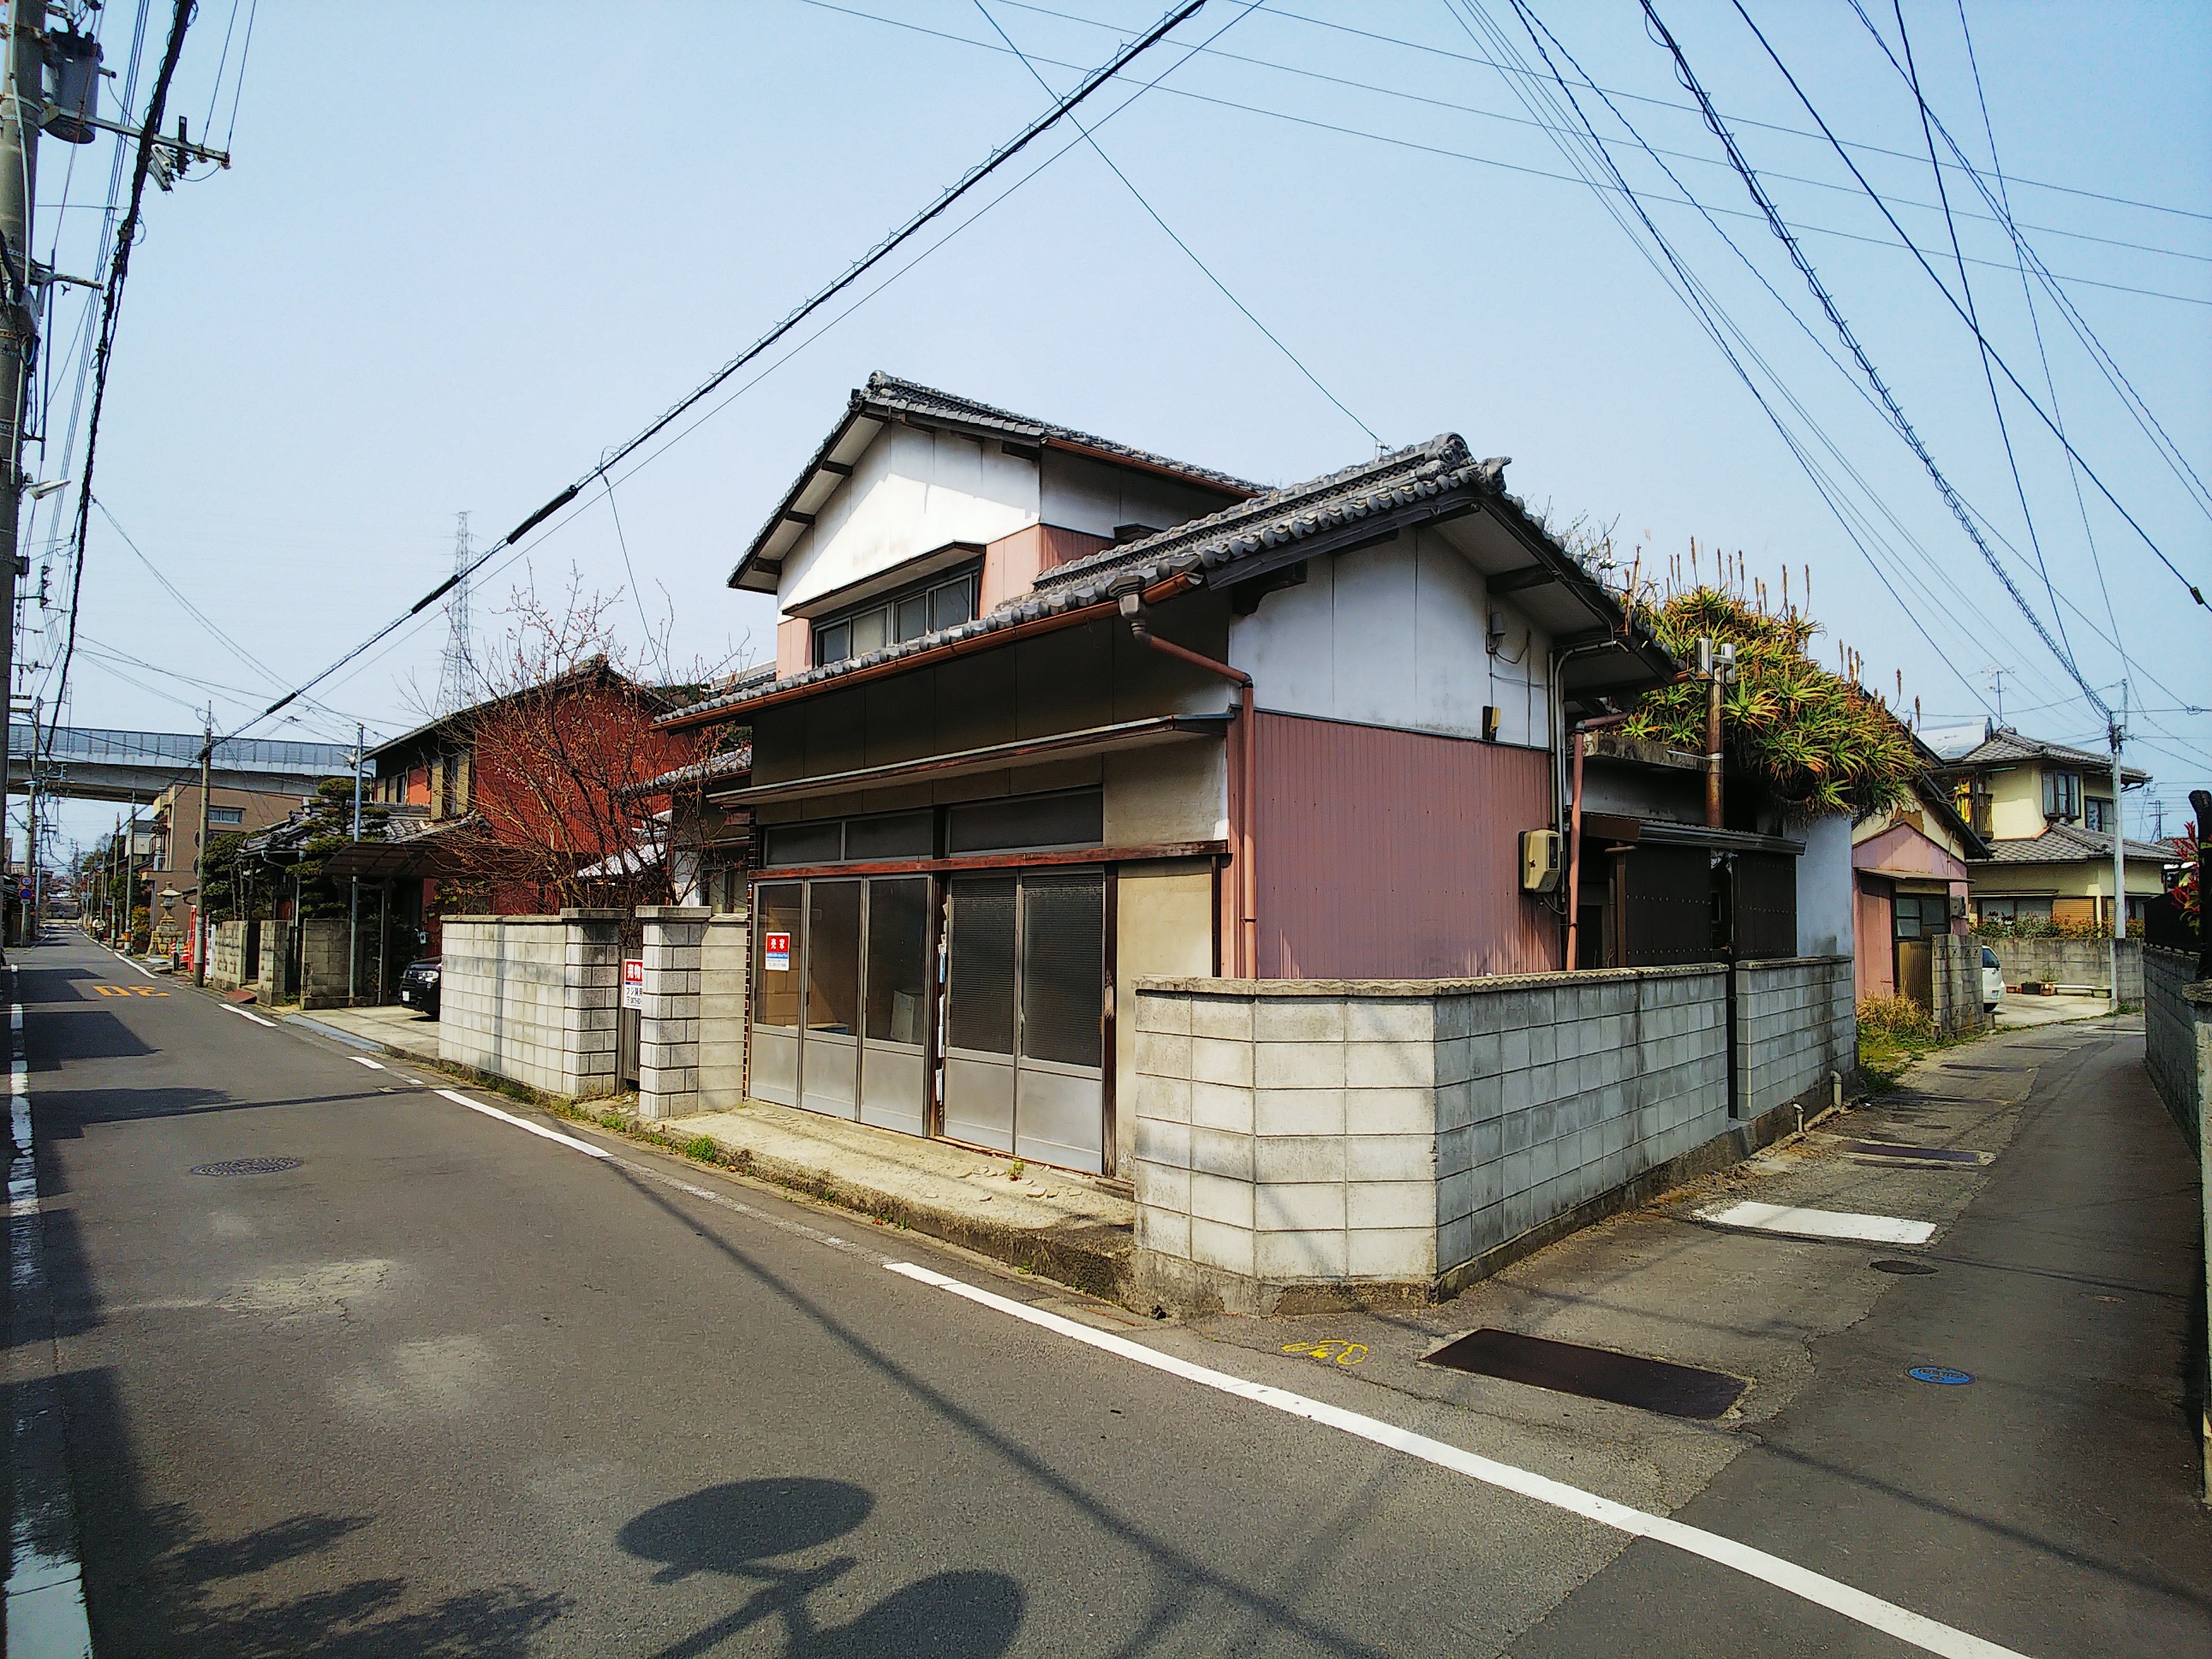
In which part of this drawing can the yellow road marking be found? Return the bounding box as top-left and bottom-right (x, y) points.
(92, 984), (168, 997)
(1282, 1340), (1368, 1366)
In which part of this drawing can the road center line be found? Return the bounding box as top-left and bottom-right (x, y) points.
(220, 1005), (277, 1029)
(5, 970), (96, 1655)
(432, 1089), (611, 1160)
(885, 1261), (2029, 1659)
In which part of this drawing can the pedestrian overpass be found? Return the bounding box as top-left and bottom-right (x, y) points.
(6, 724), (357, 804)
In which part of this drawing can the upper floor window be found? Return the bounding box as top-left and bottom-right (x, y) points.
(813, 568), (977, 668)
(2084, 796), (2110, 832)
(207, 806), (243, 826)
(2041, 769), (2081, 821)
(1955, 779), (1993, 838)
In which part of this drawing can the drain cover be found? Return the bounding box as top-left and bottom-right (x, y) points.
(1872, 1259), (1936, 1274)
(191, 1157), (301, 1178)
(1836, 1139), (1988, 1166)
(1908, 1365), (1973, 1386)
(1421, 1328), (1747, 1419)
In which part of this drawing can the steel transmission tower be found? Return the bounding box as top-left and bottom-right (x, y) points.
(436, 511), (475, 713)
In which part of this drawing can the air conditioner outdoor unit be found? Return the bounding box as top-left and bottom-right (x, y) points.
(1520, 829), (1563, 894)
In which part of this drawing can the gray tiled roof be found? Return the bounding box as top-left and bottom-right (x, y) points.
(859, 374), (1263, 496)
(728, 373), (1262, 590)
(668, 434), (1571, 725)
(1946, 726), (2149, 785)
(1975, 820), (2170, 865)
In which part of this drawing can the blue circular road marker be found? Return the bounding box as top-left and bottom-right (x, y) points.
(1908, 1365), (1974, 1386)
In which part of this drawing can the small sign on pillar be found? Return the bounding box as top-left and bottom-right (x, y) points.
(622, 958), (644, 1012)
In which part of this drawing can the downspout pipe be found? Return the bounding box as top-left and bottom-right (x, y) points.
(1121, 592), (1255, 978)
(1564, 711), (1633, 971)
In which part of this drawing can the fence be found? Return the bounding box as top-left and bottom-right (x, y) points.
(2142, 945), (2211, 1500)
(1982, 935), (2143, 1001)
(438, 912), (624, 1100)
(1130, 956), (1856, 1313)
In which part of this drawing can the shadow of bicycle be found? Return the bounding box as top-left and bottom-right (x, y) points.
(619, 1477), (1023, 1659)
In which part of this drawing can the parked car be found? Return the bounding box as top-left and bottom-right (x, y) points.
(398, 957), (441, 1018)
(1981, 946), (2005, 1013)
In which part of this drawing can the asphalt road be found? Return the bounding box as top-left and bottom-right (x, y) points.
(10, 934), (2209, 1656)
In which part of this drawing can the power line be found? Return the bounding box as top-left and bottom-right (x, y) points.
(1459, 0), (1998, 713)
(975, 0), (2212, 268)
(45, 0), (196, 763)
(800, 1), (2212, 310)
(972, 0), (1380, 446)
(1724, 0), (2205, 612)
(230, 0), (1213, 746)
(1890, 0), (2071, 672)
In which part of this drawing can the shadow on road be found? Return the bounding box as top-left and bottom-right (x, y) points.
(62, 1366), (568, 1657)
(618, 1477), (1023, 1659)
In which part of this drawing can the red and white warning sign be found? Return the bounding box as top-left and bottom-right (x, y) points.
(622, 958), (645, 1011)
(763, 932), (791, 972)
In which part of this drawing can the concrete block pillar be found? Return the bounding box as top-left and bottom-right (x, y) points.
(560, 909), (625, 1100)
(635, 905), (709, 1120)
(700, 916), (751, 1112)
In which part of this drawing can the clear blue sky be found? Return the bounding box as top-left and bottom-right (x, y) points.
(26, 0), (2211, 859)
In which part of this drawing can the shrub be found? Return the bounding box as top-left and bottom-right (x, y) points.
(1857, 995), (1935, 1041)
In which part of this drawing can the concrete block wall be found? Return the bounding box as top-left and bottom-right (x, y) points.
(699, 917), (750, 1113)
(1131, 965), (1734, 1312)
(257, 919), (293, 1002)
(207, 921), (247, 991)
(1735, 957), (1855, 1119)
(1929, 932), (1991, 1038)
(1983, 935), (2143, 1001)
(438, 911), (624, 1100)
(637, 907), (708, 1120)
(296, 919), (355, 1011)
(2145, 946), (2209, 1150)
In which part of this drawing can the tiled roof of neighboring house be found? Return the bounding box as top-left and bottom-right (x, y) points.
(365, 660), (696, 763)
(727, 373), (1263, 592)
(668, 433), (1662, 726)
(1944, 726), (2149, 786)
(624, 745), (753, 798)
(1975, 821), (2170, 864)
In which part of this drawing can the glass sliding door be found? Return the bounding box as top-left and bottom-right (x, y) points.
(802, 880), (862, 1119)
(1017, 873), (1105, 1172)
(943, 875), (1017, 1153)
(751, 883), (804, 1107)
(939, 869), (1106, 1173)
(860, 877), (929, 1135)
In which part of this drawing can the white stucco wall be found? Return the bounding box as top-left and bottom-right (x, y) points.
(1226, 526), (1553, 744)
(1796, 812), (1855, 957)
(1040, 450), (1239, 541)
(778, 424), (1039, 613)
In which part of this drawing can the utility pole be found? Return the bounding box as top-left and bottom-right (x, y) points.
(192, 708), (210, 986)
(347, 720), (361, 1006)
(2109, 682), (2127, 1008)
(1696, 637), (1735, 829)
(0, 3), (43, 962)
(122, 787), (134, 951)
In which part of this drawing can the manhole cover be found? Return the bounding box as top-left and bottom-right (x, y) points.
(1420, 1328), (1747, 1420)
(1872, 1259), (1937, 1274)
(1835, 1139), (1988, 1166)
(1907, 1365), (1974, 1386)
(191, 1157), (301, 1178)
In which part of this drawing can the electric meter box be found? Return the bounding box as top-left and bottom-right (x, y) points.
(1520, 829), (1564, 894)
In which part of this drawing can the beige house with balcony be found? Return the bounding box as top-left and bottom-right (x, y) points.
(1935, 726), (2165, 928)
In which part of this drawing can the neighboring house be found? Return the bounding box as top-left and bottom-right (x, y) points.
(358, 663), (708, 946)
(657, 375), (1678, 1176)
(1849, 756), (1988, 1009)
(134, 782), (320, 959)
(1934, 725), (2165, 928)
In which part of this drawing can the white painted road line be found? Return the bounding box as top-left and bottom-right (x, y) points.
(6, 972), (97, 1656)
(348, 1055), (385, 1070)
(108, 950), (156, 981)
(886, 1262), (2028, 1659)
(1697, 1201), (1937, 1246)
(433, 1089), (611, 1160)
(220, 1006), (277, 1029)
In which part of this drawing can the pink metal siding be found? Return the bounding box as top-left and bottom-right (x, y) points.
(1253, 712), (1561, 979)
